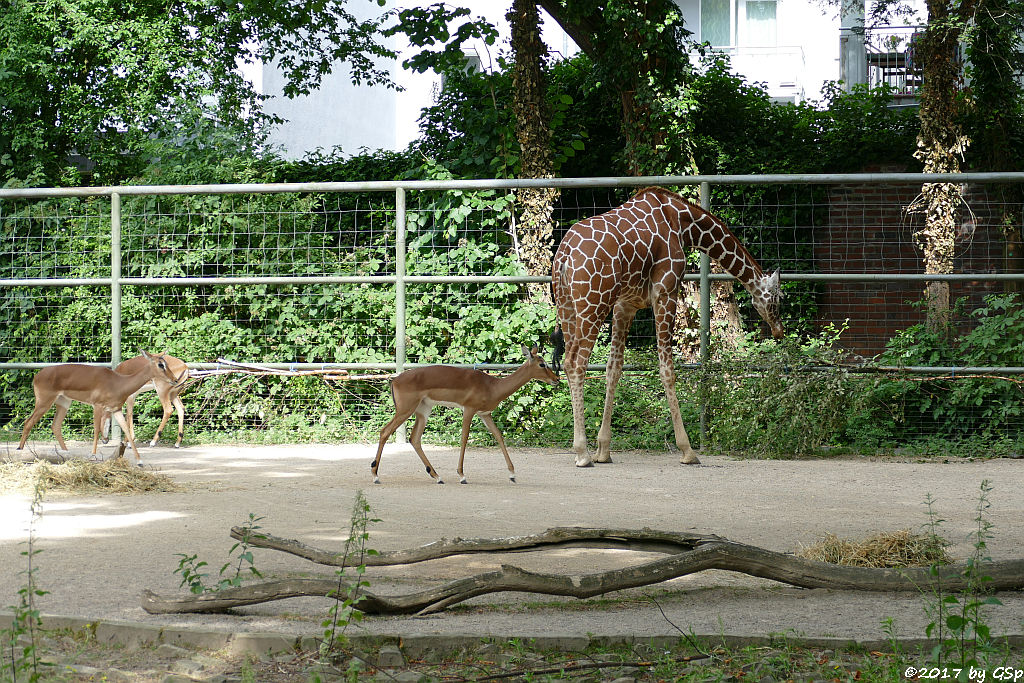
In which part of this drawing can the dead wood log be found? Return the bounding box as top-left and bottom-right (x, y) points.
(141, 528), (1024, 616)
(227, 525), (723, 566)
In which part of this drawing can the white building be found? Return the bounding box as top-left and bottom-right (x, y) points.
(252, 0), (924, 159)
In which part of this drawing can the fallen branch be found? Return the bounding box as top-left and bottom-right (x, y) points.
(227, 526), (724, 567)
(141, 527), (1024, 616)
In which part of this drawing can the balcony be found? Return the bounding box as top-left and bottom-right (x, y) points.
(841, 25), (924, 106)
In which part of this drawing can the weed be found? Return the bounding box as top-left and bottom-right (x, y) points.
(921, 480), (1010, 678)
(312, 491), (380, 679)
(172, 513), (265, 594)
(1, 477), (52, 681)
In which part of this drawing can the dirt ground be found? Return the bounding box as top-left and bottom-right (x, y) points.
(2, 440), (1023, 648)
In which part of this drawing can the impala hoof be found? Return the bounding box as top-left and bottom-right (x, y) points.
(436, 478), (445, 485)
(459, 477), (467, 485)
(509, 475), (516, 483)
(136, 461), (144, 468)
(373, 476), (381, 484)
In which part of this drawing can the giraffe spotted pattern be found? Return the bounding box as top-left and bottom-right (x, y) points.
(552, 186), (783, 467)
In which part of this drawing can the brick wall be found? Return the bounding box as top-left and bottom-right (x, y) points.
(818, 180), (1006, 357)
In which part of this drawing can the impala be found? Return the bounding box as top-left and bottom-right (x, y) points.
(95, 353), (190, 449)
(371, 345), (560, 485)
(17, 351), (183, 466)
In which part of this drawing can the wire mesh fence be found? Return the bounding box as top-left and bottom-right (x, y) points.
(2, 175), (1022, 456)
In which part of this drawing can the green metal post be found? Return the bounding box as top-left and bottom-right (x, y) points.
(395, 188), (407, 443)
(110, 192), (123, 441)
(698, 182), (711, 444)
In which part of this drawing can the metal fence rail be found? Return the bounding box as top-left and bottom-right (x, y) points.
(3, 173), (1023, 449)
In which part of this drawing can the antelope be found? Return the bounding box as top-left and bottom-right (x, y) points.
(17, 351), (184, 466)
(371, 345), (560, 485)
(94, 353), (190, 449)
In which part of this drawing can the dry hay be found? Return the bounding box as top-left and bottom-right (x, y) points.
(0, 457), (180, 495)
(798, 529), (951, 568)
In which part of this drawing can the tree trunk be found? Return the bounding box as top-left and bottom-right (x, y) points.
(508, 0), (558, 302)
(909, 0), (976, 332)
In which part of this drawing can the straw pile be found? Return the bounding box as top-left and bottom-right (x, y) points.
(798, 529), (951, 568)
(0, 458), (180, 495)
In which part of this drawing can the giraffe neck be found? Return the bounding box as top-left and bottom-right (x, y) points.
(668, 197), (764, 290)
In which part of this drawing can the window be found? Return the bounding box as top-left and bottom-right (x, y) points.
(701, 0), (732, 47)
(700, 0), (778, 48)
(743, 0), (777, 47)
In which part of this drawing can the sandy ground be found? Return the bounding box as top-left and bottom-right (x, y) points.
(1, 440), (1023, 647)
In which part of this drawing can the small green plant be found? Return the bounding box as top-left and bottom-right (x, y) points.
(1, 477), (52, 681)
(921, 480), (1006, 677)
(172, 513), (265, 594)
(314, 491), (380, 676)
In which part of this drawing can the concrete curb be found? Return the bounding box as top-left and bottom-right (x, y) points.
(3, 612), (1022, 658)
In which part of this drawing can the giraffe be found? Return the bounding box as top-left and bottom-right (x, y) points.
(551, 186), (784, 468)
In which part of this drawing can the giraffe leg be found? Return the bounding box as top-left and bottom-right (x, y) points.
(595, 302), (637, 463)
(653, 287), (700, 465)
(563, 317), (601, 468)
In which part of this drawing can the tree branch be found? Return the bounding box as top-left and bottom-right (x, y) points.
(143, 528), (1024, 616)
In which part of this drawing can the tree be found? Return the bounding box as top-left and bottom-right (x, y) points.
(907, 0), (978, 332)
(537, 0), (696, 175)
(0, 0), (395, 185)
(860, 0), (1024, 324)
(508, 0), (559, 294)
(964, 0), (1024, 294)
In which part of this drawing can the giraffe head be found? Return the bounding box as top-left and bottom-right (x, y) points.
(750, 270), (784, 339)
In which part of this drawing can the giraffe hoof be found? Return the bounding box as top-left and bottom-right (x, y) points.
(680, 452), (701, 465)
(575, 457), (594, 468)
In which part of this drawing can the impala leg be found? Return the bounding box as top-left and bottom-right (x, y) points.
(596, 303), (638, 464)
(98, 410), (112, 444)
(371, 407), (416, 484)
(91, 406), (106, 449)
(653, 288), (699, 465)
(124, 395), (139, 443)
(171, 394), (186, 448)
(51, 396), (73, 452)
(110, 410), (143, 466)
(408, 406), (443, 484)
(18, 399), (56, 450)
(479, 413), (515, 483)
(91, 407), (106, 455)
(147, 389), (175, 447)
(455, 409), (475, 484)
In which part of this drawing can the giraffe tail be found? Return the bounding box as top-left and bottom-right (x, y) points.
(549, 326), (564, 374)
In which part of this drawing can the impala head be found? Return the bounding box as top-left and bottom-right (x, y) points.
(141, 350), (184, 385)
(522, 345), (560, 386)
(749, 270), (784, 339)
